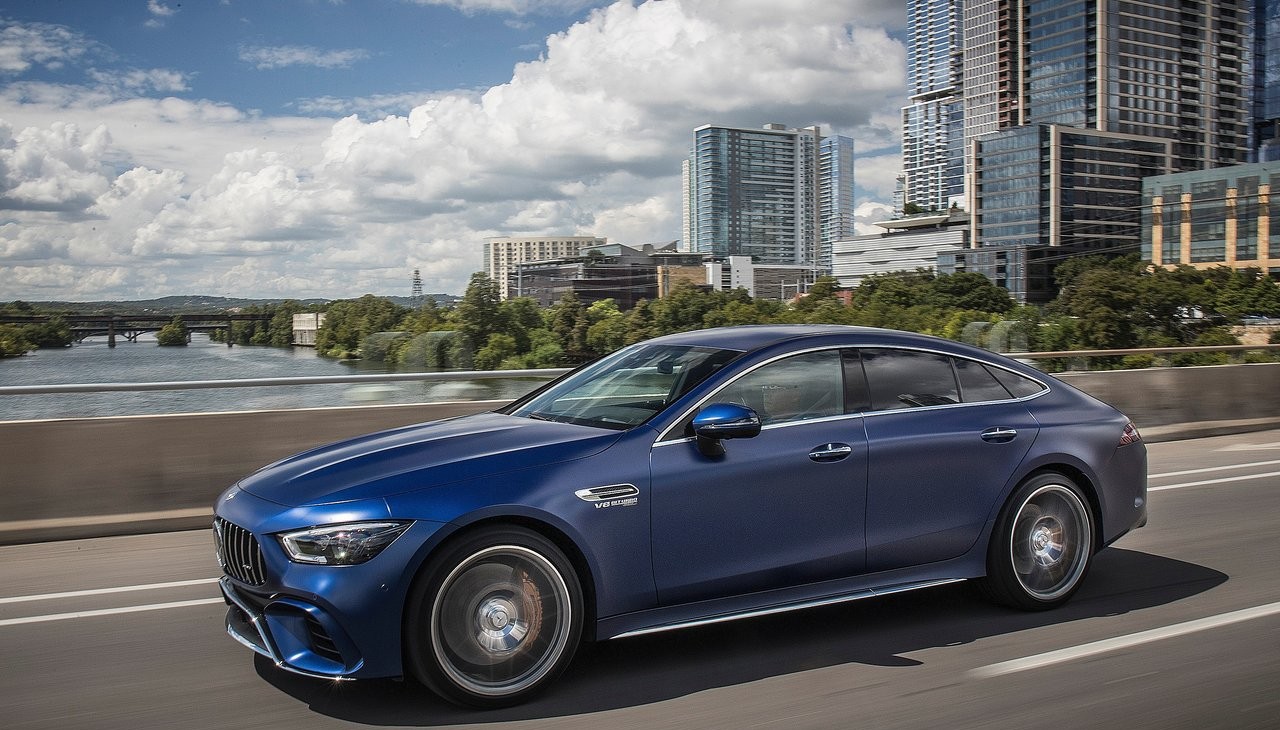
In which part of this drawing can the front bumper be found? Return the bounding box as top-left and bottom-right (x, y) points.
(221, 576), (362, 680)
(214, 486), (448, 680)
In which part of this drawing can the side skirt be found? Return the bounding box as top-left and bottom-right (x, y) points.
(601, 576), (968, 641)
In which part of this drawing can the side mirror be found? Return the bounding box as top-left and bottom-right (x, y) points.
(692, 403), (762, 441)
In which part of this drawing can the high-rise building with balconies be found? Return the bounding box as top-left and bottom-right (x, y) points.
(902, 0), (965, 213)
(683, 123), (853, 274)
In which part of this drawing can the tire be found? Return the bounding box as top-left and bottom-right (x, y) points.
(405, 526), (583, 708)
(979, 472), (1095, 611)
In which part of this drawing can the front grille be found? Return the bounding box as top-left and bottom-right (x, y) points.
(214, 517), (267, 586)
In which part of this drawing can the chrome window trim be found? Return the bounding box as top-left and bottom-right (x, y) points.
(652, 343), (1050, 447)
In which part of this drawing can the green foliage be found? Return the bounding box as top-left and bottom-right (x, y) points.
(397, 331), (466, 369)
(452, 273), (507, 352)
(155, 317), (188, 346)
(337, 257), (1280, 373)
(0, 324), (35, 356)
(316, 295), (409, 358)
(22, 316), (72, 348)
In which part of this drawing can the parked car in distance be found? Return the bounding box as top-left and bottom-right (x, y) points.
(213, 325), (1148, 707)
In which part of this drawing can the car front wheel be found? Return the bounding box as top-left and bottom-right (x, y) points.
(981, 473), (1094, 611)
(406, 526), (583, 708)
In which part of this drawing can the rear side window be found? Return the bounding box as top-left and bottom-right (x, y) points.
(860, 349), (959, 411)
(954, 358), (1013, 403)
(986, 364), (1048, 398)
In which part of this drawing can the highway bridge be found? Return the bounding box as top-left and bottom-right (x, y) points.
(0, 313), (273, 346)
(1, 361), (1277, 729)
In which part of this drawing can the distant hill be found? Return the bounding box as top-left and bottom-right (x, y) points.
(9, 293), (460, 315)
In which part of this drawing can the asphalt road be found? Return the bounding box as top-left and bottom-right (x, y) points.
(2, 429), (1278, 729)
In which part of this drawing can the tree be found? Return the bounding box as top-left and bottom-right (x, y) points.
(315, 295), (409, 358)
(155, 317), (188, 346)
(0, 324), (35, 357)
(452, 273), (507, 352)
(927, 272), (1014, 313)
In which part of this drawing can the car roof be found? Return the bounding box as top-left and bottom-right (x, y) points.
(646, 324), (945, 353)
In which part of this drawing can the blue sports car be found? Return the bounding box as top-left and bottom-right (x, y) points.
(213, 325), (1147, 707)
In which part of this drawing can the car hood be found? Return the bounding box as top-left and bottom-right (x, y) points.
(237, 411), (622, 507)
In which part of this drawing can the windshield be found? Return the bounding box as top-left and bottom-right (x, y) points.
(505, 344), (741, 430)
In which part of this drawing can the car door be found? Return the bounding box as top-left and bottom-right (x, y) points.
(649, 349), (868, 606)
(856, 348), (1040, 571)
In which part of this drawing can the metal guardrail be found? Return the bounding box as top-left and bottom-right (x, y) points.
(3, 343), (1278, 397)
(0, 368), (572, 396)
(1013, 343), (1280, 360)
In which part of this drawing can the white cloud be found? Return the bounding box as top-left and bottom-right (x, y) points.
(148, 1), (178, 17)
(0, 0), (907, 301)
(854, 200), (897, 236)
(0, 121), (113, 212)
(0, 20), (95, 73)
(239, 45), (370, 70)
(86, 68), (190, 94)
(408, 0), (601, 16)
(145, 0), (179, 29)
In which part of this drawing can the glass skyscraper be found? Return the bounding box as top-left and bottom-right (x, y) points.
(957, 0), (1255, 302)
(684, 124), (853, 272)
(901, 0), (965, 212)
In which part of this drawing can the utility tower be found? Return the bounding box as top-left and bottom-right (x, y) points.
(411, 269), (423, 306)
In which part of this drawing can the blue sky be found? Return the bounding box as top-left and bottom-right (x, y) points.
(0, 0), (908, 300)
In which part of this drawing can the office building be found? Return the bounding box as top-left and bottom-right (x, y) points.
(902, 0), (965, 212)
(704, 256), (820, 302)
(483, 236), (606, 299)
(961, 0), (1252, 301)
(1143, 161), (1280, 274)
(1256, 0), (1280, 160)
(683, 123), (853, 273)
(832, 211), (969, 288)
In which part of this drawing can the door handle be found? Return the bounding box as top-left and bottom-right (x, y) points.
(809, 443), (853, 462)
(981, 427), (1018, 443)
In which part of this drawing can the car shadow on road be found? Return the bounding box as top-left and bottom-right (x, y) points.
(255, 547), (1226, 726)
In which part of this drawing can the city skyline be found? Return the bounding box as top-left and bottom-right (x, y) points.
(0, 0), (908, 302)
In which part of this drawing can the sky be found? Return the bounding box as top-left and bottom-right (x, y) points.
(0, 0), (908, 301)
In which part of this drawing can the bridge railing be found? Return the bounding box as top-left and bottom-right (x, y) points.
(0, 367), (572, 396)
(2, 343), (1278, 398)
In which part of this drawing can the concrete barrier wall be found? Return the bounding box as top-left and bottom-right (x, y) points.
(1, 362), (1278, 543)
(1056, 362), (1280, 428)
(0, 401), (498, 543)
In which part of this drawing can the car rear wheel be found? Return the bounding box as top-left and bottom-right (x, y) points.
(405, 526), (582, 708)
(980, 473), (1094, 611)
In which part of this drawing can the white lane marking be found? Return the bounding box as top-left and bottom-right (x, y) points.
(1150, 459), (1280, 479)
(1149, 471), (1280, 492)
(0, 507), (213, 532)
(0, 578), (220, 605)
(1218, 442), (1280, 452)
(970, 601), (1280, 679)
(0, 598), (225, 627)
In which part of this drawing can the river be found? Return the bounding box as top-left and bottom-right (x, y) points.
(0, 335), (544, 421)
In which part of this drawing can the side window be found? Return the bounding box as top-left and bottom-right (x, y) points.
(986, 364), (1048, 398)
(712, 350), (844, 426)
(861, 348), (959, 411)
(954, 357), (1014, 403)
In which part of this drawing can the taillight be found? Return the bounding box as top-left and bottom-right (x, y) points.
(1119, 421), (1141, 447)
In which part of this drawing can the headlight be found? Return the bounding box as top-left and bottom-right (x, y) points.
(278, 521), (411, 565)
